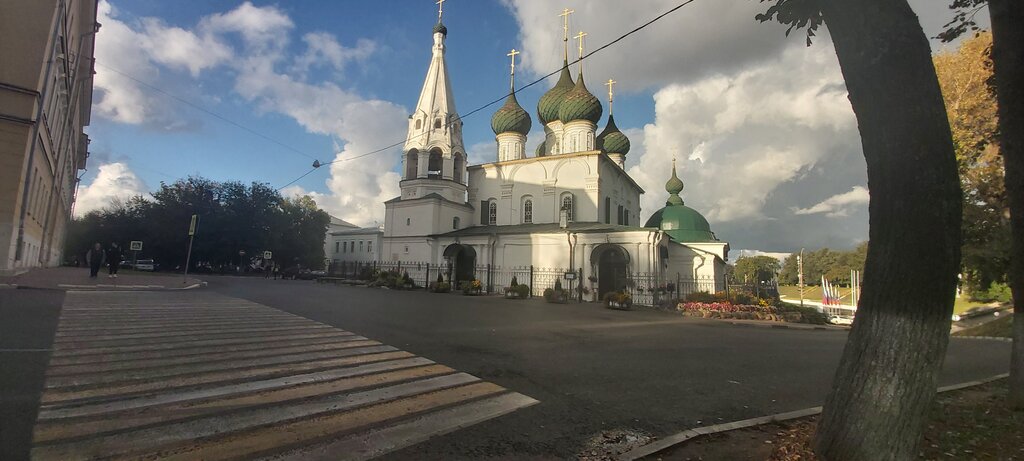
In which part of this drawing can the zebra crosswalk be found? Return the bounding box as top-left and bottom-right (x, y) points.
(32, 291), (537, 460)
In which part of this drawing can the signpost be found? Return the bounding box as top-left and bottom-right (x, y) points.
(183, 214), (198, 284)
(263, 250), (272, 260)
(130, 241), (142, 269)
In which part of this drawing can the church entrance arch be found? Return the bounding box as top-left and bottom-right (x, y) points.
(443, 244), (476, 285)
(592, 244), (629, 298)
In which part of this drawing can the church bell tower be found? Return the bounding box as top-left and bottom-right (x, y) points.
(400, 2), (467, 203)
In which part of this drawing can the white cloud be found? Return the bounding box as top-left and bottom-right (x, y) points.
(74, 163), (149, 216)
(293, 33), (376, 75)
(793, 186), (869, 217)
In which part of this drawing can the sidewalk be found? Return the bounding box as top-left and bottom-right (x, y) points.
(0, 266), (204, 290)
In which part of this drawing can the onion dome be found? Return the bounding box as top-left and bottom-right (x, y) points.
(597, 114), (630, 155)
(537, 61), (574, 125)
(536, 140), (546, 156)
(491, 92), (532, 135)
(433, 21), (448, 35)
(558, 73), (603, 124)
(644, 160), (718, 242)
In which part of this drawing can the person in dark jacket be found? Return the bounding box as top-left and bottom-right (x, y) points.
(106, 242), (122, 278)
(86, 243), (105, 278)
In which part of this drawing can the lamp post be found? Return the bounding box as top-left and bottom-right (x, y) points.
(238, 249), (246, 273)
(798, 248), (805, 308)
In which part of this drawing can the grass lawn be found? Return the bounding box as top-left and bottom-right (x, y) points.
(777, 285), (983, 314)
(952, 314), (1014, 338)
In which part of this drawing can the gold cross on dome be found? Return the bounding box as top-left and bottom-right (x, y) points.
(574, 30), (587, 59)
(605, 79), (616, 112)
(559, 8), (575, 42)
(437, 0), (445, 21)
(507, 49), (520, 90)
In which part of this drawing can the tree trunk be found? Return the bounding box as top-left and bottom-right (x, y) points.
(812, 1), (962, 459)
(987, 0), (1024, 410)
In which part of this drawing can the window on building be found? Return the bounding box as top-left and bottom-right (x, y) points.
(368, 242), (373, 253)
(604, 197), (611, 223)
(335, 242), (339, 253)
(488, 200), (497, 225)
(427, 150), (443, 179)
(453, 217), (460, 229)
(405, 150), (418, 179)
(453, 153), (465, 184)
(404, 245), (409, 253)
(406, 217), (411, 226)
(523, 199), (533, 224)
(617, 205), (624, 225)
(359, 241), (364, 252)
(434, 118), (442, 129)
(415, 119), (422, 130)
(561, 194), (575, 222)
(624, 210), (630, 226)
(343, 242), (347, 253)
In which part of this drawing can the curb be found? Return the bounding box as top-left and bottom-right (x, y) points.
(0, 283), (17, 289)
(58, 281), (207, 291)
(950, 335), (1012, 343)
(720, 320), (844, 332)
(618, 373), (1011, 461)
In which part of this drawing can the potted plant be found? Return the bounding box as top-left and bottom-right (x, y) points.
(505, 276), (521, 298)
(462, 279), (483, 295)
(605, 291), (634, 310)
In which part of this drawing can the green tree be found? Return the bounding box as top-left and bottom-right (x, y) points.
(731, 256), (781, 284)
(759, 1), (962, 458)
(941, 0), (1023, 412)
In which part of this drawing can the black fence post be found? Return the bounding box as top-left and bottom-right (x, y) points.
(578, 268), (584, 302)
(425, 264), (430, 291)
(529, 265), (534, 298)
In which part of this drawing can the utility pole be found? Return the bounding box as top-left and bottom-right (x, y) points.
(183, 214), (198, 285)
(798, 248), (805, 308)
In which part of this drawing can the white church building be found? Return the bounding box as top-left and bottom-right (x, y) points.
(327, 12), (729, 300)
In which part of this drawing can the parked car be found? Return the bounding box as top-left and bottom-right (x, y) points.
(135, 259), (157, 271)
(828, 315), (854, 326)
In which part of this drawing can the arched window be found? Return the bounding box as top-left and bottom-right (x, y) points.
(453, 153), (465, 184)
(523, 198), (533, 224)
(428, 149), (443, 179)
(434, 118), (442, 129)
(605, 197), (611, 223)
(406, 217), (411, 226)
(561, 193), (575, 222)
(453, 217), (460, 229)
(415, 119), (422, 130)
(617, 205), (623, 225)
(624, 209), (630, 226)
(405, 149), (418, 179)
(488, 200), (497, 225)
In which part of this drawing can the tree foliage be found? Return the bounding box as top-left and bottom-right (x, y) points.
(64, 177), (331, 271)
(934, 31), (1010, 295)
(778, 243), (868, 286)
(730, 255), (782, 285)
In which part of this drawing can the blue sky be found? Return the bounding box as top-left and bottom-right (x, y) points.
(79, 0), (984, 256)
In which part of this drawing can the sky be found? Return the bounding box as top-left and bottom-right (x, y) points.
(78, 0), (986, 258)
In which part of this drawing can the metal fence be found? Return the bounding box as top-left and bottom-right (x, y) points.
(327, 259), (725, 307)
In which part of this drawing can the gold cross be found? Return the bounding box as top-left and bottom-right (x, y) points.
(574, 30), (587, 60)
(507, 49), (520, 91)
(605, 79), (616, 112)
(559, 8), (575, 42)
(573, 30), (589, 73)
(437, 0), (445, 21)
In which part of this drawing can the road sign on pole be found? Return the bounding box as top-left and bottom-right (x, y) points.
(188, 214), (198, 236)
(130, 241), (143, 251)
(264, 251), (273, 260)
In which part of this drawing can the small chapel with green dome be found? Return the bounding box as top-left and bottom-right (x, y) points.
(325, 6), (728, 302)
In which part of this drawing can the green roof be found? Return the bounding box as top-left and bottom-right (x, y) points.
(558, 73), (602, 124)
(597, 114), (630, 155)
(491, 92), (532, 135)
(433, 21), (447, 35)
(537, 61), (574, 125)
(644, 159), (719, 243)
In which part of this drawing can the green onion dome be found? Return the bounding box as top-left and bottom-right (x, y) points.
(537, 61), (574, 125)
(536, 140), (546, 156)
(433, 21), (447, 35)
(558, 73), (603, 124)
(491, 92), (532, 135)
(644, 162), (718, 242)
(597, 114), (630, 155)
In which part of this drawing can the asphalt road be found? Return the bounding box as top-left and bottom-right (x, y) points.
(207, 277), (1012, 459)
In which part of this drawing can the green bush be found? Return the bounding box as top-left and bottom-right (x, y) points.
(543, 288), (556, 302)
(515, 284), (530, 298)
(685, 291), (719, 303)
(971, 282), (1013, 303)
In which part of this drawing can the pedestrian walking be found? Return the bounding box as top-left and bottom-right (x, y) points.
(107, 242), (123, 278)
(86, 242), (105, 278)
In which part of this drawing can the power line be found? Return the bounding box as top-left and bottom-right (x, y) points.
(96, 62), (321, 162)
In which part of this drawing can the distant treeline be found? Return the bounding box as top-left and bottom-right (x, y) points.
(65, 176), (330, 271)
(778, 242), (868, 286)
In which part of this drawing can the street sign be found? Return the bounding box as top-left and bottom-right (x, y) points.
(188, 214), (198, 236)
(563, 272), (577, 280)
(129, 241), (143, 251)
(263, 251), (273, 260)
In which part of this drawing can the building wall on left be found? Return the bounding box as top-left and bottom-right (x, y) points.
(0, 0), (98, 273)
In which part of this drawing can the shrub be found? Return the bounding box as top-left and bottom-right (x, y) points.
(515, 284), (530, 298)
(971, 282), (1013, 303)
(437, 273), (444, 284)
(685, 291), (718, 303)
(402, 271), (414, 287)
(544, 288), (556, 302)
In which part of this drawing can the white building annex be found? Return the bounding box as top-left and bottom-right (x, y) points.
(329, 10), (729, 300)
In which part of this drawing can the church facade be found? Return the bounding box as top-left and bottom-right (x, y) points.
(330, 13), (729, 300)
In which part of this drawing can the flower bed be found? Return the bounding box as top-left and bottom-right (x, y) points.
(677, 301), (783, 321)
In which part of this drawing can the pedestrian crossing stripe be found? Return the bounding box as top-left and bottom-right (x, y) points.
(32, 291), (538, 460)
